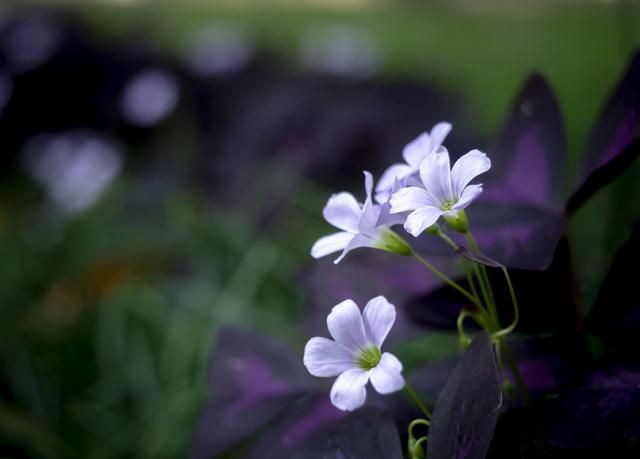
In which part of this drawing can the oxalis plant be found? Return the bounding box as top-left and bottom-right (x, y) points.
(192, 51), (640, 459)
(304, 121), (522, 458)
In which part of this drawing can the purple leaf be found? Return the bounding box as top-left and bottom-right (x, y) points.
(545, 389), (640, 448)
(249, 399), (403, 459)
(427, 332), (502, 459)
(568, 51), (640, 213)
(467, 74), (567, 270)
(191, 327), (313, 459)
(482, 74), (566, 212)
(586, 223), (640, 359)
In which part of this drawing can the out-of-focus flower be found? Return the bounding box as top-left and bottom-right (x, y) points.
(119, 68), (179, 127)
(390, 148), (490, 236)
(22, 130), (122, 213)
(311, 171), (410, 263)
(303, 296), (405, 411)
(375, 122), (451, 203)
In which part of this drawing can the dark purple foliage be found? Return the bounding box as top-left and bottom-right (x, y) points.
(249, 402), (403, 459)
(191, 328), (314, 459)
(568, 52), (640, 213)
(585, 223), (640, 360)
(467, 74), (567, 270)
(545, 388), (640, 448)
(427, 332), (502, 459)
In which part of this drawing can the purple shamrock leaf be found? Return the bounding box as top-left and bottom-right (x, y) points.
(467, 74), (567, 270)
(568, 51), (640, 213)
(191, 327), (313, 459)
(248, 400), (402, 459)
(427, 332), (502, 459)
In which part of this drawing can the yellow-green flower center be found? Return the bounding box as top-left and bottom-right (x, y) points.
(354, 345), (382, 370)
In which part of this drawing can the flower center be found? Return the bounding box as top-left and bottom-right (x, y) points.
(440, 199), (456, 211)
(354, 345), (382, 370)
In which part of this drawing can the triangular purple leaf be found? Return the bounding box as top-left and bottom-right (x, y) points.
(427, 332), (502, 459)
(586, 223), (640, 359)
(568, 51), (640, 213)
(482, 74), (567, 212)
(467, 74), (567, 269)
(249, 399), (403, 459)
(191, 327), (313, 459)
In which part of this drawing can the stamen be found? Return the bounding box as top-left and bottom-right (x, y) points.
(354, 345), (382, 370)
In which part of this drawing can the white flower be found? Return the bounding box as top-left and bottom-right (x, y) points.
(303, 296), (405, 411)
(390, 148), (491, 236)
(375, 122), (452, 204)
(311, 171), (409, 263)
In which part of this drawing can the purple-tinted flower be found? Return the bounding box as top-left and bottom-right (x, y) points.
(375, 122), (451, 203)
(390, 148), (491, 236)
(303, 296), (405, 411)
(311, 171), (409, 263)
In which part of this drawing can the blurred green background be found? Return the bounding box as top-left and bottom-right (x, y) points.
(1, 1), (639, 458)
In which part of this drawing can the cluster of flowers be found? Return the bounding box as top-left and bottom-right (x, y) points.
(304, 122), (491, 411)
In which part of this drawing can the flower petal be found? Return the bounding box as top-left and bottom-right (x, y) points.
(404, 206), (443, 237)
(402, 132), (432, 168)
(327, 299), (369, 352)
(333, 233), (376, 264)
(419, 147), (454, 203)
(450, 149), (491, 198)
(323, 192), (361, 233)
(362, 296), (396, 347)
(389, 187), (438, 213)
(429, 122), (452, 149)
(311, 232), (353, 259)
(370, 353), (405, 394)
(330, 368), (370, 411)
(359, 171), (379, 234)
(375, 163), (414, 203)
(452, 184), (483, 210)
(303, 337), (355, 377)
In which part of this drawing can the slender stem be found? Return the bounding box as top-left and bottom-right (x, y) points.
(412, 252), (482, 309)
(404, 383), (432, 420)
(415, 437), (428, 448)
(409, 418), (430, 440)
(498, 337), (531, 405)
(437, 230), (486, 315)
(464, 263), (481, 306)
(465, 232), (498, 329)
(492, 267), (520, 338)
(437, 231), (458, 250)
(457, 309), (484, 339)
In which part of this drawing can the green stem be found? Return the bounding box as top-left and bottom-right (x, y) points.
(409, 418), (430, 439)
(464, 263), (481, 306)
(437, 231), (458, 251)
(492, 267), (520, 338)
(405, 383), (432, 420)
(412, 252), (482, 309)
(465, 232), (499, 329)
(457, 309), (484, 339)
